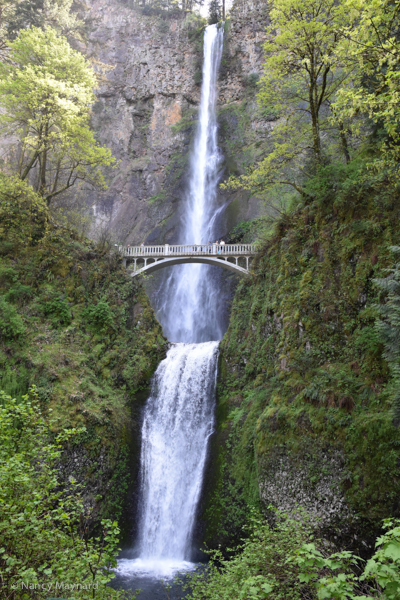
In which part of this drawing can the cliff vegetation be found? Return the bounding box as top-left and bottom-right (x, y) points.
(198, 0), (400, 597)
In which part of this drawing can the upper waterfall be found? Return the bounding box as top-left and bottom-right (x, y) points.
(156, 24), (225, 343)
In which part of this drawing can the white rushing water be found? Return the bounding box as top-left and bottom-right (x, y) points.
(117, 342), (219, 578)
(117, 24), (224, 584)
(157, 23), (224, 343)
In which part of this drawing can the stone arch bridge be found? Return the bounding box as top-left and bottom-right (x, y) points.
(119, 244), (256, 277)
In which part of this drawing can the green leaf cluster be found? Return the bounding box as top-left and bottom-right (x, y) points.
(185, 510), (315, 600)
(294, 519), (400, 599)
(0, 389), (135, 600)
(185, 510), (400, 600)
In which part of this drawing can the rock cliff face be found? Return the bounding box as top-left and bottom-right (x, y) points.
(76, 0), (269, 244)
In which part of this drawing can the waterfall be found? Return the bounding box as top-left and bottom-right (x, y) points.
(116, 24), (224, 585)
(138, 343), (219, 560)
(118, 342), (219, 578)
(157, 23), (224, 343)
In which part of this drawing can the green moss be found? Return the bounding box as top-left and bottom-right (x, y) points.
(208, 160), (400, 547)
(0, 224), (167, 527)
(148, 190), (167, 205)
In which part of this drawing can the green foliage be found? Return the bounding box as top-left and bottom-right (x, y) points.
(42, 297), (72, 327)
(0, 28), (116, 206)
(223, 0), (355, 195)
(6, 0), (80, 39)
(0, 296), (25, 340)
(185, 510), (316, 600)
(157, 18), (169, 33)
(0, 174), (48, 248)
(101, 445), (131, 523)
(214, 160), (400, 543)
(194, 69), (203, 85)
(0, 390), (135, 600)
(0, 218), (167, 532)
(83, 300), (115, 333)
(333, 0), (400, 172)
(0, 368), (29, 403)
(295, 519), (400, 599)
(374, 246), (400, 419)
(242, 73), (259, 91)
(186, 509), (400, 600)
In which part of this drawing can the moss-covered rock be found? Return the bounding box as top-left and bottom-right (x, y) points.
(0, 222), (167, 535)
(205, 161), (400, 553)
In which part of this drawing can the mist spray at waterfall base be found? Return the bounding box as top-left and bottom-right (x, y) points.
(113, 24), (225, 598)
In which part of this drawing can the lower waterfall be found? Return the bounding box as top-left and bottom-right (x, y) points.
(117, 341), (219, 578)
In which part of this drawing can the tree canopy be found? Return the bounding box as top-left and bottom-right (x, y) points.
(0, 27), (115, 206)
(222, 0), (400, 197)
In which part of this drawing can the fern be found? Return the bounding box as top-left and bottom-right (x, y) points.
(374, 246), (400, 419)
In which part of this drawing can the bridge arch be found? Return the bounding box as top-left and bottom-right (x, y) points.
(130, 256), (249, 277)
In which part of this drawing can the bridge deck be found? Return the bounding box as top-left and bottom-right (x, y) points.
(118, 243), (256, 277)
(119, 243), (255, 257)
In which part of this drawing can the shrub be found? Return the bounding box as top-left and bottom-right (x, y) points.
(185, 508), (400, 600)
(243, 72), (260, 90)
(295, 519), (400, 599)
(184, 510), (316, 600)
(194, 70), (202, 85)
(83, 300), (115, 333)
(0, 296), (25, 340)
(158, 19), (169, 33)
(43, 297), (72, 327)
(0, 174), (48, 247)
(0, 390), (135, 600)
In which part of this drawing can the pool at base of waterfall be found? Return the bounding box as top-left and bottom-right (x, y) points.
(110, 559), (204, 599)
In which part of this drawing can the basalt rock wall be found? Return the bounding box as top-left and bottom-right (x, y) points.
(74, 0), (270, 244)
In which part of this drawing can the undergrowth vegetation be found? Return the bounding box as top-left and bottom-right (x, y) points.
(184, 511), (400, 600)
(0, 390), (136, 600)
(209, 159), (400, 551)
(205, 1), (400, 582)
(0, 175), (167, 597)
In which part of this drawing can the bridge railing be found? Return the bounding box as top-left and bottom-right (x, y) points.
(119, 243), (256, 257)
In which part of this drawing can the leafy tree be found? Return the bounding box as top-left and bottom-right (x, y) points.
(0, 0), (14, 58)
(223, 0), (355, 196)
(6, 0), (80, 39)
(0, 27), (116, 207)
(208, 0), (221, 24)
(333, 0), (400, 171)
(0, 390), (134, 600)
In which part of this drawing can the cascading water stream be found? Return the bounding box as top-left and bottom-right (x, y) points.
(116, 24), (225, 588)
(118, 342), (219, 578)
(156, 24), (224, 343)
